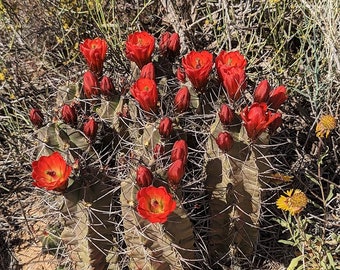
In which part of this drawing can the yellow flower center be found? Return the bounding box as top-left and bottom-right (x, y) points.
(46, 170), (56, 177)
(195, 58), (202, 69)
(150, 198), (164, 214)
(276, 189), (308, 215)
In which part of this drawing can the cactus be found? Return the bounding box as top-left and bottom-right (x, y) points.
(29, 32), (286, 269)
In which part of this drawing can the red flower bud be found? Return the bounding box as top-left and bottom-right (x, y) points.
(253, 80), (270, 103)
(83, 117), (98, 141)
(268, 113), (282, 133)
(83, 71), (100, 99)
(159, 32), (180, 58)
(171, 139), (188, 164)
(140, 62), (155, 80)
(153, 143), (165, 159)
(219, 67), (247, 101)
(158, 117), (173, 138)
(174, 86), (190, 113)
(168, 33), (180, 55)
(241, 102), (281, 141)
(125, 31), (155, 69)
(61, 104), (77, 125)
(130, 78), (158, 112)
(136, 165), (153, 187)
(29, 108), (44, 127)
(100, 76), (115, 96)
(176, 67), (186, 82)
(215, 132), (234, 152)
(167, 159), (185, 188)
(218, 104), (234, 125)
(79, 38), (107, 76)
(268, 85), (288, 110)
(159, 32), (171, 56)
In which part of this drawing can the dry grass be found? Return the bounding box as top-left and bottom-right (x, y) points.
(0, 0), (339, 269)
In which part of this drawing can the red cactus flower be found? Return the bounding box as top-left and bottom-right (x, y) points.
(241, 102), (282, 141)
(130, 78), (158, 112)
(167, 159), (185, 188)
(176, 67), (186, 83)
(268, 113), (283, 134)
(137, 186), (176, 223)
(174, 86), (190, 113)
(79, 38), (107, 76)
(153, 143), (165, 159)
(158, 117), (173, 138)
(171, 139), (188, 164)
(100, 76), (115, 96)
(29, 108), (44, 127)
(220, 67), (246, 101)
(218, 104), (234, 125)
(136, 165), (153, 187)
(32, 152), (72, 191)
(125, 31), (155, 69)
(215, 132), (234, 152)
(182, 50), (213, 91)
(140, 62), (155, 80)
(83, 117), (98, 141)
(215, 50), (247, 78)
(268, 85), (288, 110)
(159, 32), (180, 57)
(61, 104), (77, 125)
(83, 71), (100, 99)
(253, 80), (270, 103)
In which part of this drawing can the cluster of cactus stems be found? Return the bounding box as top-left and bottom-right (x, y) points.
(30, 30), (288, 269)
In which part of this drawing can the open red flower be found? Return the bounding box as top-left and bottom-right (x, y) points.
(32, 152), (72, 191)
(130, 78), (158, 112)
(215, 50), (247, 78)
(219, 67), (246, 101)
(79, 38), (107, 76)
(241, 102), (281, 141)
(182, 50), (213, 91)
(125, 31), (155, 69)
(137, 186), (176, 223)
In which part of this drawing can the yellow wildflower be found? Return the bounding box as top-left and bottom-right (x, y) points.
(276, 189), (308, 215)
(316, 115), (337, 138)
(0, 72), (5, 81)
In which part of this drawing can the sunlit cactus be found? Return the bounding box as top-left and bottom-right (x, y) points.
(29, 30), (288, 269)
